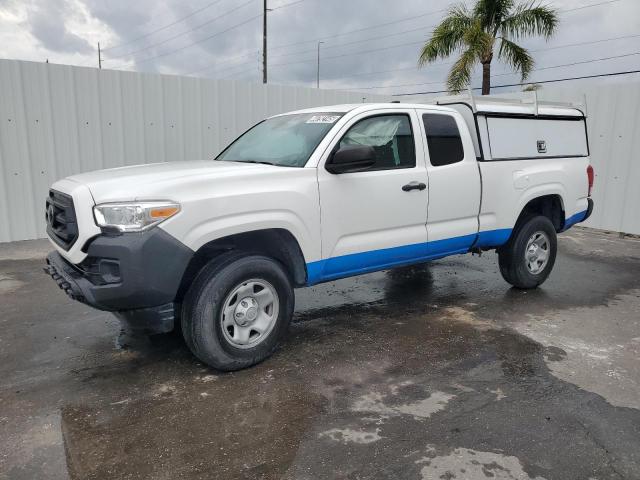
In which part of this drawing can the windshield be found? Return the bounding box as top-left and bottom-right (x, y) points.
(216, 113), (343, 167)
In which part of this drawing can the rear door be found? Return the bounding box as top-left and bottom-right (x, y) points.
(313, 109), (429, 283)
(417, 109), (481, 256)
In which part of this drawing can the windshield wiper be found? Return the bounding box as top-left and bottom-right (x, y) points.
(222, 159), (277, 166)
(221, 159), (287, 167)
(242, 160), (277, 166)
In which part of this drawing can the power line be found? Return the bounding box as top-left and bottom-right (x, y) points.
(174, 0), (626, 78)
(180, 6), (447, 75)
(393, 69), (640, 96)
(175, 0), (624, 78)
(112, 0), (309, 70)
(104, 0), (228, 53)
(191, 30), (640, 81)
(529, 32), (640, 52)
(355, 51), (640, 90)
(270, 0), (308, 10)
(184, 0), (310, 80)
(108, 0), (256, 63)
(118, 14), (262, 69)
(267, 2), (631, 69)
(241, 0), (632, 64)
(264, 0), (620, 56)
(267, 24), (434, 61)
(268, 7), (447, 52)
(273, 29), (640, 78)
(185, 21), (435, 75)
(560, 0), (623, 13)
(270, 40), (426, 68)
(495, 50), (640, 76)
(345, 36), (640, 88)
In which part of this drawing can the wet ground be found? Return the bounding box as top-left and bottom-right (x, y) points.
(1, 228), (639, 480)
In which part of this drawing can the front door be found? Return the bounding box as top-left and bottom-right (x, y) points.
(312, 110), (430, 283)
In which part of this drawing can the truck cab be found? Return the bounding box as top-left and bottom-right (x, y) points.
(44, 96), (594, 370)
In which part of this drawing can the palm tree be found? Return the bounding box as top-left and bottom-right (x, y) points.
(419, 0), (558, 95)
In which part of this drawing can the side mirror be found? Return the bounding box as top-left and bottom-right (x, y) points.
(326, 145), (376, 174)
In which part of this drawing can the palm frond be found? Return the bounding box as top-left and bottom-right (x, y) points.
(419, 4), (473, 66)
(418, 0), (557, 95)
(462, 18), (494, 56)
(500, 1), (558, 39)
(447, 48), (478, 93)
(473, 0), (515, 31)
(498, 37), (534, 80)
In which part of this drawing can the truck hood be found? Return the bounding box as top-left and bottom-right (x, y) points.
(66, 160), (278, 203)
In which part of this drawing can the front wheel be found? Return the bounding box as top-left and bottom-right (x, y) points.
(498, 215), (558, 289)
(181, 253), (294, 371)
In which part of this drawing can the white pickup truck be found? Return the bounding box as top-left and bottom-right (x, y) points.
(44, 95), (594, 370)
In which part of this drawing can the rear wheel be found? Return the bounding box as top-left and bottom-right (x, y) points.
(498, 215), (557, 289)
(181, 253), (294, 371)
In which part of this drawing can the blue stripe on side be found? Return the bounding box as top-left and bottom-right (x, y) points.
(474, 228), (513, 248)
(562, 209), (588, 231)
(306, 228), (513, 286)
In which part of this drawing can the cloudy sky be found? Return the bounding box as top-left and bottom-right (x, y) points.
(1, 0), (639, 96)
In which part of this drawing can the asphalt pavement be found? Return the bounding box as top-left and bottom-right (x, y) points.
(1, 228), (639, 480)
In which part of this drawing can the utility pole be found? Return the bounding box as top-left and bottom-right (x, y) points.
(316, 41), (324, 88)
(262, 0), (268, 84)
(98, 42), (102, 69)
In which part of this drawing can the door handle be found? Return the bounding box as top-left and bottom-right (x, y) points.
(402, 182), (427, 192)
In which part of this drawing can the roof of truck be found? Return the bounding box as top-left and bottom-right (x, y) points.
(275, 103), (460, 116)
(280, 98), (585, 118)
(432, 93), (586, 117)
(437, 100), (584, 117)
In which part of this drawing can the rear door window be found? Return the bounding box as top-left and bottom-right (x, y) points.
(422, 113), (464, 167)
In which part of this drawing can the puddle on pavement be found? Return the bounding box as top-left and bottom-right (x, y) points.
(416, 446), (548, 480)
(60, 374), (325, 479)
(0, 274), (25, 294)
(57, 296), (640, 480)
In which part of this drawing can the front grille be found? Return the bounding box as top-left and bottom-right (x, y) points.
(46, 190), (78, 250)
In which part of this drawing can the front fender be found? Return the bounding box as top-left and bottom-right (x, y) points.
(160, 209), (319, 264)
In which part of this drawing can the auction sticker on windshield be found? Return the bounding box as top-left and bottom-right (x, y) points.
(306, 115), (341, 124)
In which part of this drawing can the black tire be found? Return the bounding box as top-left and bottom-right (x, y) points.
(498, 215), (557, 289)
(181, 252), (294, 371)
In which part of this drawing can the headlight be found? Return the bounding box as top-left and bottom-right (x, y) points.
(93, 201), (180, 232)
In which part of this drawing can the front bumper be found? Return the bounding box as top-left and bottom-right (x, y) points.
(45, 251), (93, 304)
(44, 227), (193, 333)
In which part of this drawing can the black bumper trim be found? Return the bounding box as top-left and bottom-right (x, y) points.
(44, 253), (90, 304)
(44, 228), (194, 331)
(583, 198), (594, 223)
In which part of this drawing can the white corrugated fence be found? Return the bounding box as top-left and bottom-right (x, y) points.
(0, 59), (387, 243)
(0, 59), (638, 242)
(537, 83), (640, 235)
